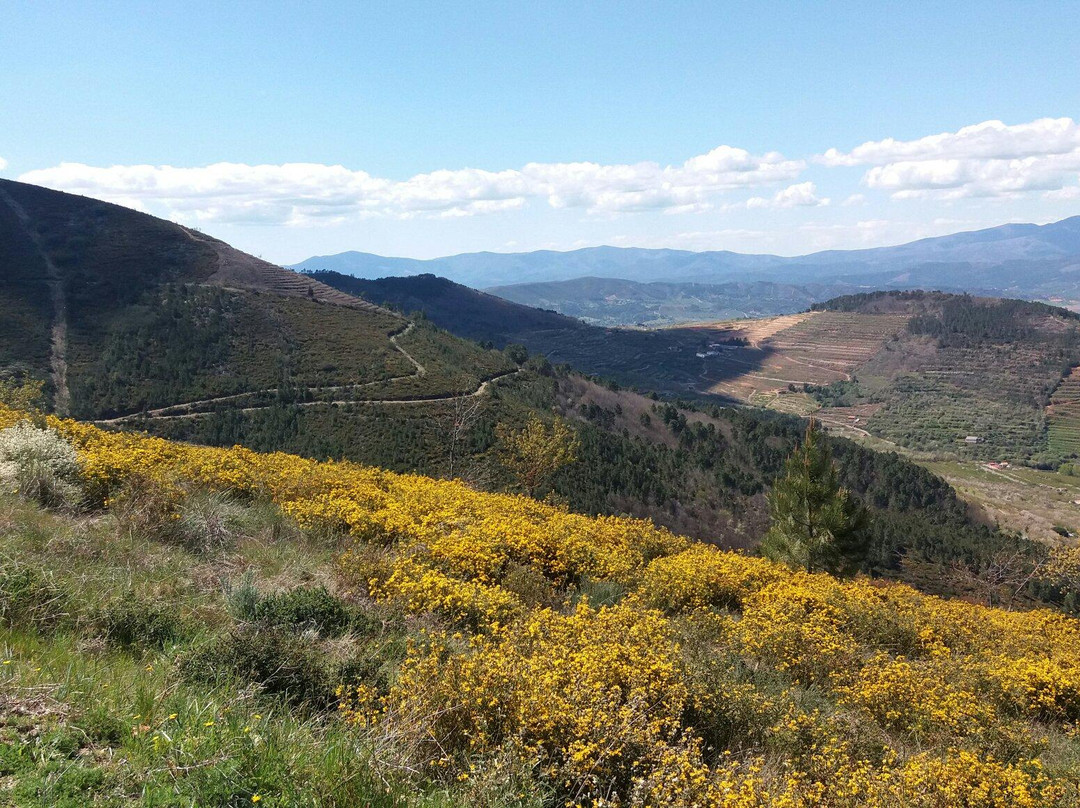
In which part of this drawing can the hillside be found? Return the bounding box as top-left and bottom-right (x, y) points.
(1, 405), (1080, 805)
(1, 180), (1027, 579)
(292, 215), (1080, 305)
(2, 181), (1031, 585)
(317, 269), (1080, 464)
(303, 270), (585, 344)
(0, 179), (514, 420)
(802, 292), (1080, 462)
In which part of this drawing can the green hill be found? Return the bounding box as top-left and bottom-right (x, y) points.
(0, 179), (513, 420)
(305, 271), (586, 346)
(805, 291), (1080, 462)
(315, 269), (1080, 463)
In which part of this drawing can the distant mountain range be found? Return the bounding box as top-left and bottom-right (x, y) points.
(292, 216), (1080, 296)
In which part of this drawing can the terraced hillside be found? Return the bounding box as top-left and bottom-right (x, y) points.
(693, 310), (909, 401)
(1048, 366), (1080, 455)
(810, 293), (1080, 461)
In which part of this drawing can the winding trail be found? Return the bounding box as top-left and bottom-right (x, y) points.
(0, 188), (70, 415)
(95, 322), (519, 425)
(105, 367), (524, 424)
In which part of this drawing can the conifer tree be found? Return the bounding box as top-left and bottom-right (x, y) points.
(761, 419), (870, 576)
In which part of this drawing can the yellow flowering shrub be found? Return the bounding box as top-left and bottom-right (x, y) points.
(8, 403), (1080, 806)
(634, 543), (786, 613)
(835, 653), (994, 738)
(344, 603), (694, 803)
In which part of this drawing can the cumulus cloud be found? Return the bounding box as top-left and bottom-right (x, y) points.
(821, 117), (1080, 199)
(0, 156), (7, 171)
(746, 181), (829, 209)
(18, 146), (804, 226)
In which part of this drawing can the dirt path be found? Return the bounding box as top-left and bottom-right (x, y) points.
(95, 322), (427, 424)
(95, 321), (520, 426)
(100, 368), (523, 424)
(389, 323), (425, 376)
(0, 188), (70, 415)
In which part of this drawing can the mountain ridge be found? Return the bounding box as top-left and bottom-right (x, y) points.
(291, 215), (1080, 289)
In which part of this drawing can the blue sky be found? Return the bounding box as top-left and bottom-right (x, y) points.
(3, 1), (1080, 263)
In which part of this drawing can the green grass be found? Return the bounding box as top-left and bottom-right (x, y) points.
(0, 492), (547, 807)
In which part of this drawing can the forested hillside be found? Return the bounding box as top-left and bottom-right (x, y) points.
(0, 180), (1063, 603)
(314, 269), (1080, 463)
(304, 270), (585, 345)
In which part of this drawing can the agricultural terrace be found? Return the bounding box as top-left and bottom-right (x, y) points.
(696, 311), (908, 404)
(864, 341), (1073, 461)
(1049, 365), (1080, 456)
(3, 403), (1080, 805)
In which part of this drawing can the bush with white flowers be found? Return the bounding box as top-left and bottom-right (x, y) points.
(0, 421), (82, 508)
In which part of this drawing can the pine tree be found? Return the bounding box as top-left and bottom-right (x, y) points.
(760, 419), (870, 576)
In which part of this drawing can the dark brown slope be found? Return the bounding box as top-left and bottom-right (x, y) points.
(0, 178), (392, 315)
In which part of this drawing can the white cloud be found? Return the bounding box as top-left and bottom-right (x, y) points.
(0, 156), (7, 171)
(18, 146), (804, 226)
(1046, 185), (1080, 201)
(746, 181), (829, 209)
(821, 117), (1080, 200)
(821, 118), (1080, 166)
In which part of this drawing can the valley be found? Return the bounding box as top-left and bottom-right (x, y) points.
(4, 179), (1080, 807)
(9, 8), (1080, 805)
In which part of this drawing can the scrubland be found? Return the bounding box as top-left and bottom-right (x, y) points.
(1, 405), (1080, 806)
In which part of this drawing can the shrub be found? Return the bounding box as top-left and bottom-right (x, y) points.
(225, 577), (355, 637)
(0, 561), (68, 631)
(180, 626), (336, 708)
(97, 591), (188, 650)
(0, 422), (81, 509)
(254, 585), (352, 637)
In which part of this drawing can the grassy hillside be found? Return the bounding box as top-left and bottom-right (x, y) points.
(2, 407), (1080, 806)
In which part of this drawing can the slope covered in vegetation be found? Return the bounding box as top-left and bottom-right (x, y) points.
(0, 179), (512, 419)
(2, 405), (1080, 806)
(809, 291), (1080, 462)
(143, 361), (1053, 605)
(314, 271), (1080, 464)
